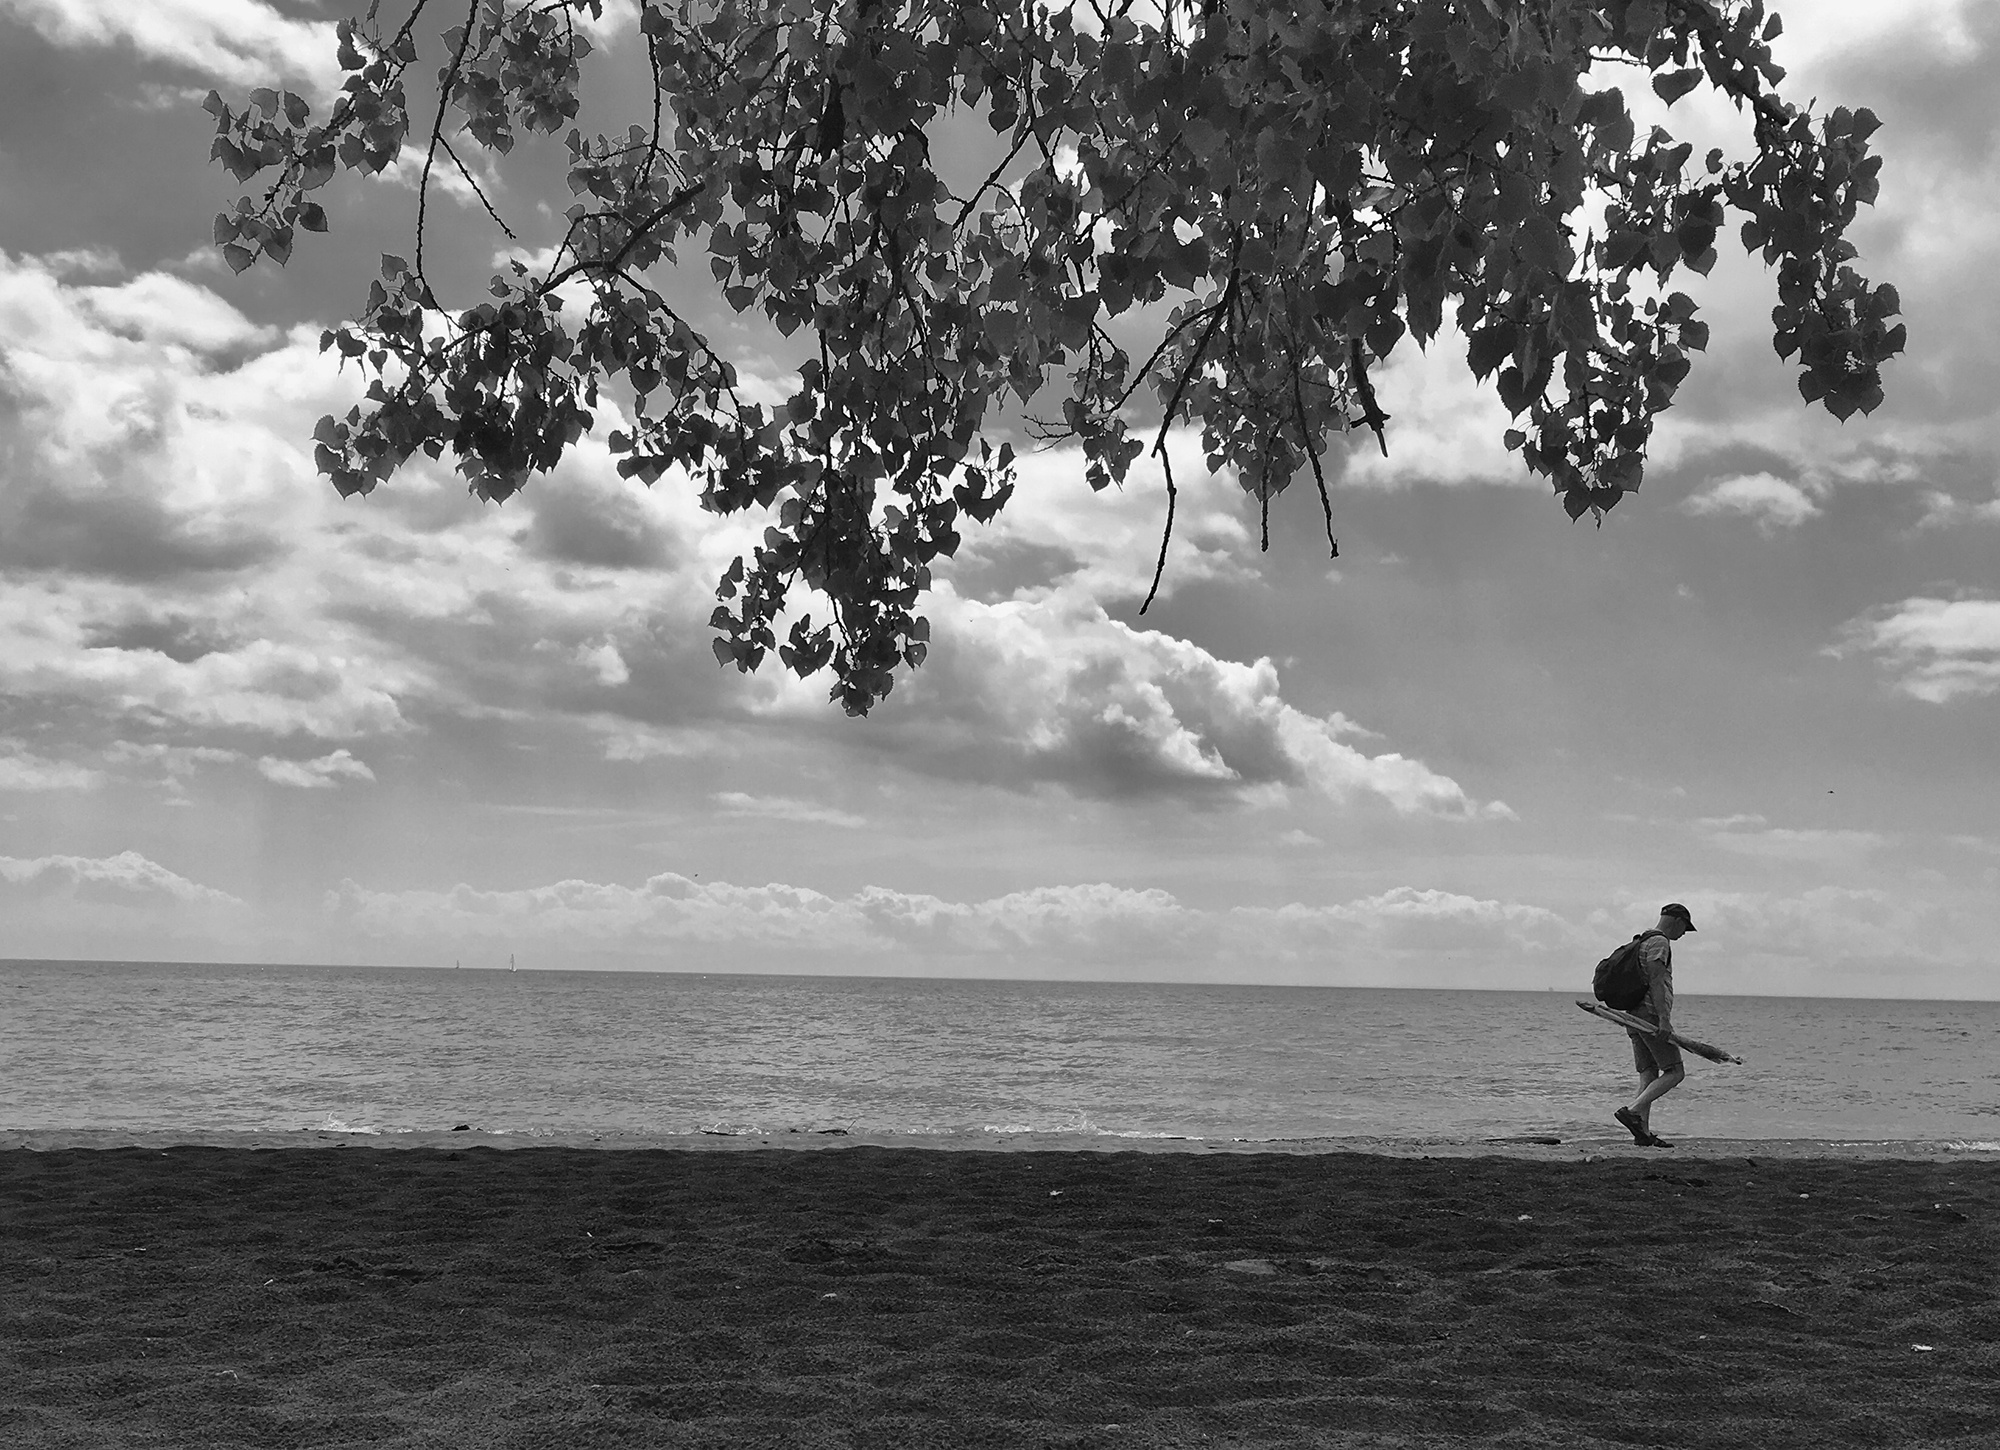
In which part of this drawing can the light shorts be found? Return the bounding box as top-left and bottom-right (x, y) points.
(1629, 1020), (1684, 1075)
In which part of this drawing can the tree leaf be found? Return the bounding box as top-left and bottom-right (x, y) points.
(1468, 326), (1512, 381)
(1652, 69), (1702, 105)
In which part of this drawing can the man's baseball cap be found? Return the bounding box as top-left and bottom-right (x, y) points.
(1661, 903), (1696, 930)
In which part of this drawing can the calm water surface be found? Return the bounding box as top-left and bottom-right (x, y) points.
(3, 960), (1996, 1144)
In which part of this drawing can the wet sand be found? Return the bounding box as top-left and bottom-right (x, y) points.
(4, 1144), (1996, 1447)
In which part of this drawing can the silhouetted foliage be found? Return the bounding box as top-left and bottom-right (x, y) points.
(210, 0), (1902, 713)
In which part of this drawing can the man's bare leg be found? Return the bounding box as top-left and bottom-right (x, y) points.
(1615, 1067), (1659, 1143)
(1632, 1065), (1685, 1133)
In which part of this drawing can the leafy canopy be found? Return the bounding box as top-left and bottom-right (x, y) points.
(208, 0), (1902, 714)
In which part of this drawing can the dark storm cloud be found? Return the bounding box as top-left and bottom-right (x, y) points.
(521, 473), (682, 571)
(82, 614), (237, 663)
(0, 464), (283, 579)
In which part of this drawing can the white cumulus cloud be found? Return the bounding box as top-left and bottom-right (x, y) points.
(106, 741), (244, 779)
(1683, 472), (1821, 529)
(324, 870), (1586, 984)
(1242, 887), (1577, 960)
(713, 792), (866, 829)
(375, 143), (503, 210)
(889, 588), (1508, 817)
(74, 272), (274, 355)
(257, 749), (375, 789)
(1915, 491), (2000, 529)
(1336, 328), (1524, 490)
(1840, 596), (2000, 702)
(0, 848), (240, 905)
(1696, 815), (1888, 863)
(0, 250), (1503, 831)
(0, 745), (100, 791)
(1, 0), (340, 94)
(1661, 887), (1979, 994)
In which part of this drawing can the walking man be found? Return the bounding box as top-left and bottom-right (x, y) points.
(1615, 903), (1696, 1147)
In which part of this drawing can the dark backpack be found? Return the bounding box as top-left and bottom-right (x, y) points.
(1592, 931), (1664, 1011)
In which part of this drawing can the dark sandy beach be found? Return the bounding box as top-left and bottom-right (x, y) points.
(4, 1145), (1996, 1448)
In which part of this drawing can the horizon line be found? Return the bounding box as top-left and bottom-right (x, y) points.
(5, 957), (1995, 1006)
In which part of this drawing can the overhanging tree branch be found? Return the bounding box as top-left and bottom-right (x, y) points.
(211, 0), (1903, 715)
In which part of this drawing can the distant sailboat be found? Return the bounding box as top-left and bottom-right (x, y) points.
(510, 953), (517, 972)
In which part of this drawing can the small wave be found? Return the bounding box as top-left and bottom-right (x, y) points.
(982, 1113), (1099, 1136)
(306, 1116), (412, 1136)
(979, 1116), (1199, 1140)
(1944, 1140), (2000, 1152)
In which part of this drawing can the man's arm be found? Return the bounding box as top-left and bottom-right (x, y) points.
(1640, 937), (1674, 1037)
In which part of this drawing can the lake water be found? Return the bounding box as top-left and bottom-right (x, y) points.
(3, 960), (1996, 1147)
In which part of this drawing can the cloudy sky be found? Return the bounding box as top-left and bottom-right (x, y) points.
(0, 1), (1995, 997)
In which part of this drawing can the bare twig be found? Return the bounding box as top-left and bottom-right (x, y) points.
(1349, 336), (1390, 455)
(384, 0), (436, 56)
(952, 123), (1034, 226)
(636, 22), (668, 194)
(1291, 350), (1338, 557)
(543, 179), (710, 290)
(1135, 245), (1242, 608)
(1140, 443), (1177, 614)
(1258, 456), (1270, 551)
(416, 0), (484, 298)
(438, 135), (515, 240)
(1152, 260), (1239, 456)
